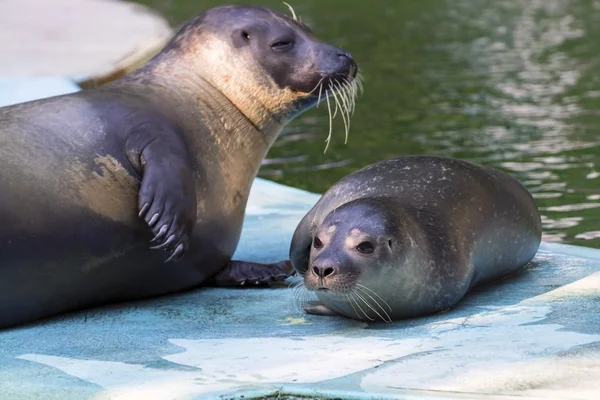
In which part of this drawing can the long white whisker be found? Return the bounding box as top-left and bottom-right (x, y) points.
(331, 81), (349, 144)
(331, 86), (339, 119)
(353, 290), (389, 323)
(344, 77), (357, 115)
(335, 80), (350, 124)
(288, 279), (302, 289)
(316, 83), (324, 108)
(282, 2), (298, 21)
(336, 80), (352, 144)
(342, 80), (354, 119)
(346, 294), (361, 320)
(356, 73), (365, 97)
(309, 77), (325, 94)
(356, 283), (392, 312)
(350, 293), (374, 321)
(355, 287), (392, 323)
(341, 77), (357, 121)
(323, 91), (333, 153)
(292, 282), (309, 311)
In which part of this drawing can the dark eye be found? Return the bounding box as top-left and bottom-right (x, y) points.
(241, 31), (250, 40)
(388, 239), (393, 248)
(313, 236), (323, 249)
(356, 241), (375, 254)
(271, 39), (294, 51)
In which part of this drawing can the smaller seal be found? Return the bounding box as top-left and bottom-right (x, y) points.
(289, 155), (542, 322)
(0, 4), (360, 329)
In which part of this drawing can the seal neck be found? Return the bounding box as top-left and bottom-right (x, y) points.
(118, 65), (281, 194)
(143, 56), (285, 142)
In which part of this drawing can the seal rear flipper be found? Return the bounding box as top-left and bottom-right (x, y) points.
(209, 260), (295, 287)
(130, 125), (198, 263)
(304, 304), (341, 317)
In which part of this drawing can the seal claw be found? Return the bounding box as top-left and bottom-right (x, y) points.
(137, 155), (196, 263)
(138, 203), (150, 218)
(150, 234), (177, 251)
(151, 224), (169, 244)
(164, 243), (186, 263)
(148, 213), (160, 227)
(211, 260), (295, 287)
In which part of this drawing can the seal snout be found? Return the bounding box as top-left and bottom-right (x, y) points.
(336, 51), (357, 78)
(322, 47), (357, 82)
(311, 263), (337, 279)
(311, 261), (338, 291)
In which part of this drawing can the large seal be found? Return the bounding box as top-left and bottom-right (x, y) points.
(0, 5), (359, 329)
(289, 156), (541, 322)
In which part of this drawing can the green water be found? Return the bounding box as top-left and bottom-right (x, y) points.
(135, 0), (600, 249)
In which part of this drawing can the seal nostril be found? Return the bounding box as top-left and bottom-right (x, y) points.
(312, 265), (334, 278)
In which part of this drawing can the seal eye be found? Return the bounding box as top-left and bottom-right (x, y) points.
(356, 241), (375, 255)
(271, 39), (294, 51)
(313, 236), (323, 249)
(241, 31), (250, 41)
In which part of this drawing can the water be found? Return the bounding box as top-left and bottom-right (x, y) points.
(135, 0), (600, 248)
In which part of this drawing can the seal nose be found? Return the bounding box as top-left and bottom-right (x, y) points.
(312, 264), (336, 278)
(336, 51), (357, 77)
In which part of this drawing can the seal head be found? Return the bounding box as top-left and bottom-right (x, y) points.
(154, 5), (358, 132)
(303, 198), (415, 322)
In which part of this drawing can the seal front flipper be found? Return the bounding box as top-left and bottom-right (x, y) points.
(304, 304), (340, 317)
(210, 260), (295, 287)
(129, 124), (197, 263)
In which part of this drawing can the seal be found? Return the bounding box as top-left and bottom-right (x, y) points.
(0, 4), (360, 329)
(289, 155), (541, 322)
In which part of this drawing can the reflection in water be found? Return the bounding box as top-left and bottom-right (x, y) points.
(137, 0), (600, 248)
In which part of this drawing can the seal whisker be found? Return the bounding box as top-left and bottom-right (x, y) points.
(342, 79), (354, 118)
(331, 81), (349, 144)
(291, 280), (304, 300)
(330, 87), (339, 119)
(349, 292), (375, 321)
(341, 81), (354, 141)
(340, 78), (355, 123)
(352, 290), (390, 323)
(346, 294), (362, 320)
(354, 71), (365, 97)
(293, 284), (309, 311)
(354, 286), (393, 323)
(309, 77), (326, 95)
(288, 278), (303, 289)
(356, 283), (392, 313)
(282, 2), (298, 21)
(349, 78), (359, 114)
(334, 79), (352, 144)
(323, 91), (334, 153)
(343, 77), (358, 116)
(316, 82), (324, 108)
